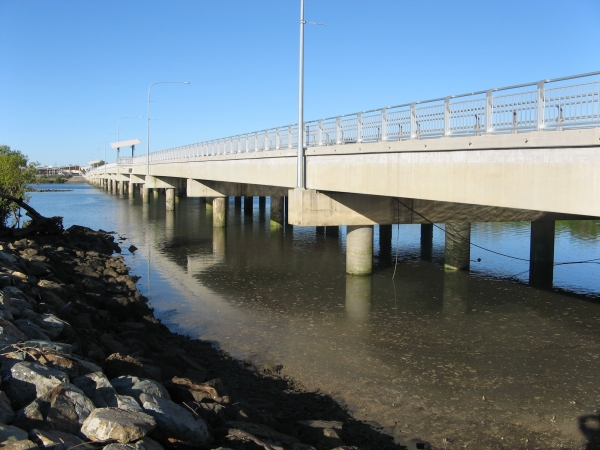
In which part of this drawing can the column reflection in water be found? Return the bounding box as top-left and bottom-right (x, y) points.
(164, 210), (175, 244)
(345, 275), (372, 324)
(442, 269), (469, 315)
(213, 227), (226, 256)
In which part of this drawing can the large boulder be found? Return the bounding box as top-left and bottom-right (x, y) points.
(80, 407), (156, 444)
(0, 424), (29, 445)
(0, 319), (28, 346)
(139, 393), (211, 444)
(72, 372), (118, 408)
(13, 383), (95, 434)
(29, 428), (95, 450)
(0, 391), (15, 424)
(2, 361), (69, 410)
(111, 376), (170, 403)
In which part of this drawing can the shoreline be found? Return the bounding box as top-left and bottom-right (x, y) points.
(0, 225), (405, 449)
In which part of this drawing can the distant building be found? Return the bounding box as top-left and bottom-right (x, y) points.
(37, 165), (81, 177)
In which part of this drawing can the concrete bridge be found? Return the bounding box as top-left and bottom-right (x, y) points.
(86, 71), (600, 288)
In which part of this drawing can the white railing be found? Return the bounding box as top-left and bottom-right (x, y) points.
(87, 71), (600, 175)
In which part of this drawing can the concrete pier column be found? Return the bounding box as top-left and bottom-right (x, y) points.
(213, 197), (227, 228)
(379, 224), (392, 262)
(119, 181), (125, 195)
(153, 189), (159, 199)
(166, 188), (175, 211)
(128, 183), (135, 198)
(142, 187), (149, 203)
(326, 226), (339, 238)
(421, 223), (433, 261)
(345, 275), (372, 324)
(529, 220), (555, 289)
(444, 223), (471, 271)
(244, 196), (253, 216)
(346, 225), (373, 275)
(270, 196), (284, 230)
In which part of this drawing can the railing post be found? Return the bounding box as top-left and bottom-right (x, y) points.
(255, 132), (258, 152)
(336, 116), (341, 144)
(288, 126), (292, 149)
(264, 130), (269, 151)
(381, 108), (387, 141)
(245, 134), (249, 152)
(410, 103), (417, 139)
(318, 120), (323, 146)
(357, 113), (362, 143)
(485, 89), (494, 134)
(276, 128), (280, 149)
(537, 80), (546, 130)
(444, 97), (451, 136)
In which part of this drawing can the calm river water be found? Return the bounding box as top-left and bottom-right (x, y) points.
(29, 184), (600, 449)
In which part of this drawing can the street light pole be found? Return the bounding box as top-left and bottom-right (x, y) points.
(146, 81), (190, 176)
(118, 116), (143, 142)
(297, 0), (305, 189)
(104, 132), (117, 176)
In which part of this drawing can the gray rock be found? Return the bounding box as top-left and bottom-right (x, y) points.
(29, 428), (94, 450)
(22, 341), (72, 355)
(2, 438), (38, 449)
(111, 376), (170, 403)
(116, 395), (143, 413)
(72, 372), (118, 408)
(3, 361), (69, 410)
(0, 424), (29, 445)
(133, 436), (164, 450)
(139, 393), (210, 443)
(226, 421), (300, 446)
(67, 354), (101, 374)
(0, 252), (17, 266)
(13, 383), (95, 434)
(0, 319), (29, 345)
(103, 444), (136, 450)
(80, 407), (156, 444)
(12, 320), (50, 341)
(0, 391), (15, 424)
(32, 315), (64, 340)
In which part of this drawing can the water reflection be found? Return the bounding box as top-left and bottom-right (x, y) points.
(345, 275), (372, 324)
(442, 269), (469, 315)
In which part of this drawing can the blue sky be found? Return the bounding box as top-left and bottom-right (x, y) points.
(1, 0), (599, 166)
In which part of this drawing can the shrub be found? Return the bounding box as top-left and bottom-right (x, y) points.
(0, 145), (38, 227)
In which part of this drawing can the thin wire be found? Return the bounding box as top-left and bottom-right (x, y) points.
(394, 198), (530, 262)
(393, 198), (600, 267)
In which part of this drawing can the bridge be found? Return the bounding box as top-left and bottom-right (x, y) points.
(85, 71), (600, 287)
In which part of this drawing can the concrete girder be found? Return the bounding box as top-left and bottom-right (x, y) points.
(288, 189), (586, 226)
(187, 179), (288, 198)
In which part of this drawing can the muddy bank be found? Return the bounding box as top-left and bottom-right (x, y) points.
(0, 225), (407, 450)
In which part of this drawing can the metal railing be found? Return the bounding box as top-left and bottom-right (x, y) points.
(87, 71), (600, 174)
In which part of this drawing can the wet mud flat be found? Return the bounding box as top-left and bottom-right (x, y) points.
(0, 225), (405, 449)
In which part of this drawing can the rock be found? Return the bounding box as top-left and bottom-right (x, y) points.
(2, 361), (69, 410)
(132, 436), (164, 450)
(296, 420), (345, 448)
(111, 376), (170, 403)
(226, 421), (300, 446)
(80, 407), (156, 444)
(0, 252), (17, 266)
(116, 395), (143, 413)
(139, 393), (211, 444)
(67, 354), (102, 375)
(32, 315), (64, 340)
(0, 318), (29, 345)
(22, 340), (72, 355)
(13, 383), (95, 434)
(167, 377), (229, 404)
(103, 444), (136, 450)
(2, 439), (38, 449)
(30, 351), (77, 379)
(195, 402), (225, 426)
(29, 428), (94, 450)
(0, 424), (29, 445)
(12, 320), (50, 341)
(72, 372), (118, 408)
(104, 353), (160, 380)
(0, 391), (16, 424)
(128, 245), (138, 253)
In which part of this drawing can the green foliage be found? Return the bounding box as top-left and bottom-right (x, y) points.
(91, 160), (105, 168)
(0, 145), (39, 227)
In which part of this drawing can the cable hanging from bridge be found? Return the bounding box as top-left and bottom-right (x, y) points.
(392, 198), (600, 269)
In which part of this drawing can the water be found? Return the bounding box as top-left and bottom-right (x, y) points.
(29, 184), (600, 448)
